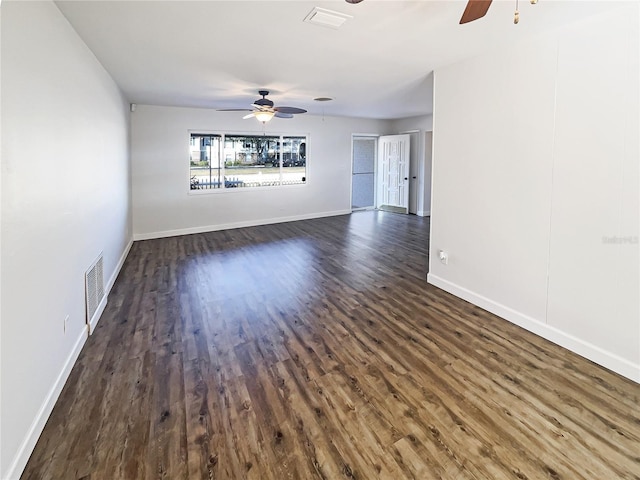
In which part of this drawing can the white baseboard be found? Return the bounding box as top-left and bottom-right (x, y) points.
(351, 206), (376, 212)
(88, 295), (108, 335)
(427, 273), (640, 383)
(416, 210), (431, 217)
(3, 327), (87, 480)
(89, 238), (133, 334)
(106, 239), (133, 295)
(3, 236), (134, 480)
(133, 209), (352, 241)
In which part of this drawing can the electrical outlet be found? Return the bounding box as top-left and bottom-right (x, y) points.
(64, 315), (69, 334)
(438, 250), (449, 265)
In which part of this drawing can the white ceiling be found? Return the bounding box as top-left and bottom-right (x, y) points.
(55, 0), (623, 120)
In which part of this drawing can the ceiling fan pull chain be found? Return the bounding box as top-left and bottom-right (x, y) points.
(514, 0), (520, 24)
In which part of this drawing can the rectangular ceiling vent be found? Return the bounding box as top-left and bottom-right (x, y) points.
(304, 7), (353, 30)
(85, 253), (105, 329)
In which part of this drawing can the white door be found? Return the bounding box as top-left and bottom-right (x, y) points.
(377, 134), (410, 213)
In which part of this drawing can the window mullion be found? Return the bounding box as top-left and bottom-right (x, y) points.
(220, 134), (225, 189)
(208, 136), (213, 190)
(279, 135), (283, 186)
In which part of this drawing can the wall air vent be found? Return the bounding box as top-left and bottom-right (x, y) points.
(85, 253), (105, 334)
(303, 7), (353, 30)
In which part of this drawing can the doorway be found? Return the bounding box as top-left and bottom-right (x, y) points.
(351, 136), (377, 210)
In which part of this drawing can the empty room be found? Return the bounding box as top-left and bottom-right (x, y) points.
(1, 1), (639, 479)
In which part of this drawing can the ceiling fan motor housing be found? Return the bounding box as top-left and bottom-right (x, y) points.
(255, 90), (274, 107)
(255, 98), (274, 107)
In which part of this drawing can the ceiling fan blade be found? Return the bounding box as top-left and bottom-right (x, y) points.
(460, 0), (492, 24)
(274, 112), (294, 119)
(242, 112), (256, 119)
(274, 106), (307, 115)
(217, 108), (253, 112)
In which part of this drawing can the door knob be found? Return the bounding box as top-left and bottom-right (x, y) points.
(412, 176), (417, 179)
(404, 177), (408, 180)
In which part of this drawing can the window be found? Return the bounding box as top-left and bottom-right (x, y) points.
(190, 133), (307, 190)
(190, 134), (221, 189)
(282, 136), (306, 185)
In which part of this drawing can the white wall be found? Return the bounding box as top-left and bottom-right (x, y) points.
(131, 105), (390, 239)
(390, 114), (434, 216)
(429, 4), (639, 382)
(1, 2), (132, 478)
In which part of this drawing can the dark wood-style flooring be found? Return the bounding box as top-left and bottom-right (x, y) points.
(22, 211), (640, 479)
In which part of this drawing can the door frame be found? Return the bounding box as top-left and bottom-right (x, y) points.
(399, 129), (420, 215)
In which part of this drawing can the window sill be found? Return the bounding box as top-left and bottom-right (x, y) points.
(188, 182), (307, 196)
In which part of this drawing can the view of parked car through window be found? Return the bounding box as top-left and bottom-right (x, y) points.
(189, 133), (307, 190)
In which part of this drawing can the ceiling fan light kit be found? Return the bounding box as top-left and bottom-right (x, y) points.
(255, 111), (275, 123)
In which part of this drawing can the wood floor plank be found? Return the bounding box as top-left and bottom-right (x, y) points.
(20, 211), (640, 480)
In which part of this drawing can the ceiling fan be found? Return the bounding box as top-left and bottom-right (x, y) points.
(345, 0), (537, 25)
(458, 0), (540, 25)
(218, 90), (307, 123)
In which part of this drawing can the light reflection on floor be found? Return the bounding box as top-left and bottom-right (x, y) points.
(183, 238), (317, 319)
